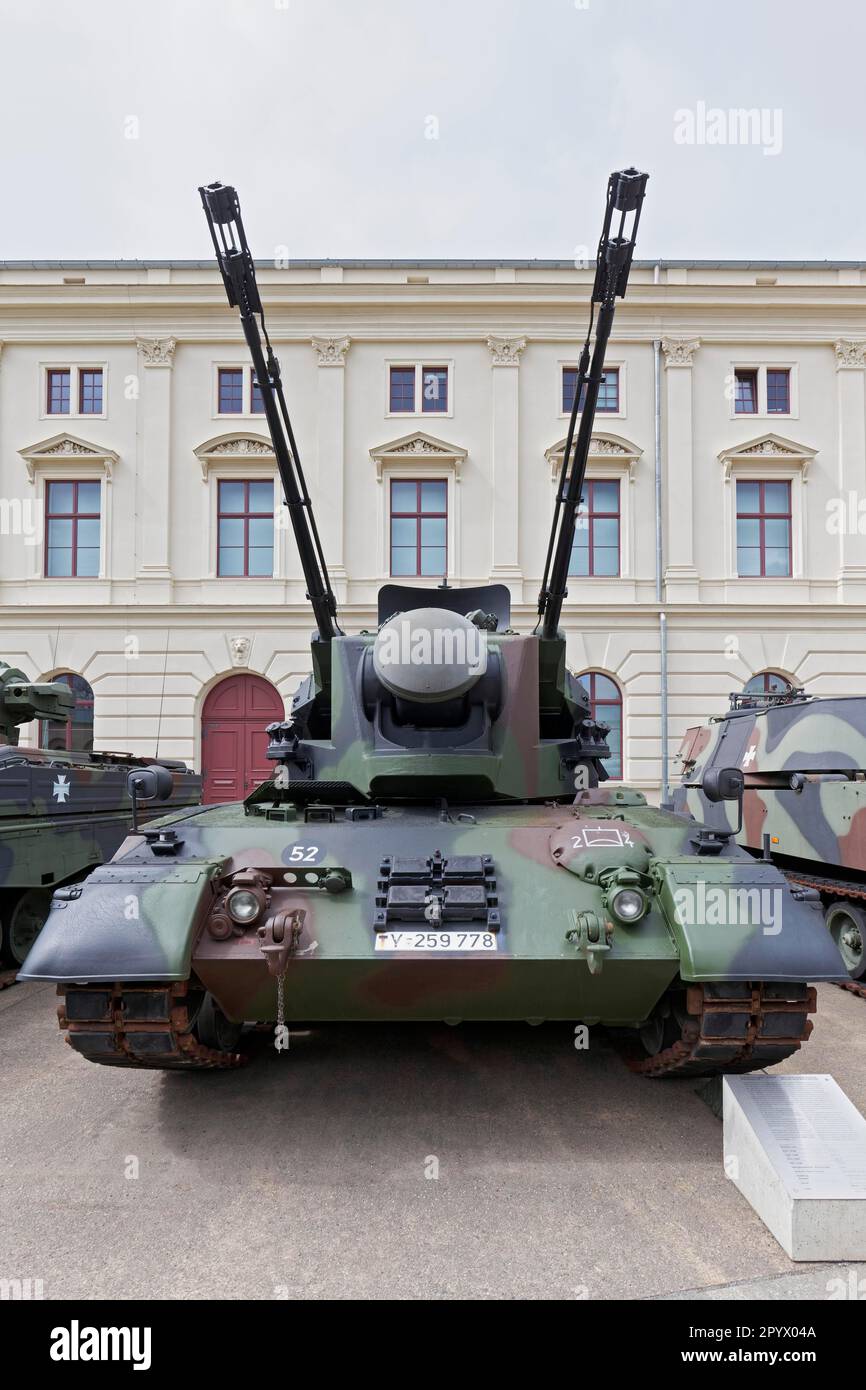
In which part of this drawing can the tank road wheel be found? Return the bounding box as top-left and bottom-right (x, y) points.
(190, 991), (245, 1053)
(2, 888), (54, 968)
(825, 902), (866, 980)
(623, 981), (817, 1079)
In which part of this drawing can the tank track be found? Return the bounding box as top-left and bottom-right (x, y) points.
(0, 969), (18, 991)
(627, 981), (816, 1078)
(57, 981), (246, 1070)
(786, 872), (866, 1000)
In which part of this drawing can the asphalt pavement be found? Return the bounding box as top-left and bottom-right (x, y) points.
(2, 980), (865, 1300)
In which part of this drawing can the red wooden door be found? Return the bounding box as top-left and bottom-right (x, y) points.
(201, 673), (284, 803)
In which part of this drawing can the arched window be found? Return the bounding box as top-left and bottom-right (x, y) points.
(578, 671), (623, 779)
(743, 671), (794, 696)
(39, 673), (94, 752)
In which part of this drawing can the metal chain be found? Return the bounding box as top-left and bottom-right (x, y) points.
(275, 970), (289, 1053)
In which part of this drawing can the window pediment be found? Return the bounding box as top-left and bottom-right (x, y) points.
(194, 431), (275, 481)
(370, 430), (467, 482)
(719, 432), (816, 483)
(19, 432), (119, 484)
(544, 432), (642, 482)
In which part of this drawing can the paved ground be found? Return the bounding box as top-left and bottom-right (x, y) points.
(1, 980), (864, 1301)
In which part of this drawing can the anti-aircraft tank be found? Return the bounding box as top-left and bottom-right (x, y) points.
(676, 688), (866, 996)
(0, 660), (201, 973)
(20, 171), (846, 1072)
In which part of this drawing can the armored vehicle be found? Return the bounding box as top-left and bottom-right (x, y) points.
(676, 689), (866, 996)
(20, 172), (845, 1073)
(0, 661), (201, 972)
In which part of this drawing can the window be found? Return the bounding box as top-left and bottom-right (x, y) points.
(421, 367), (448, 413)
(78, 369), (103, 415)
(730, 364), (794, 417)
(251, 373), (264, 414)
(736, 480), (791, 577)
(563, 366), (619, 414)
(734, 370), (758, 414)
(388, 363), (452, 416)
(743, 671), (794, 696)
(44, 480), (101, 577)
(578, 671), (622, 779)
(218, 368), (245, 414)
(766, 368), (791, 414)
(39, 673), (94, 753)
(44, 365), (106, 418)
(569, 480), (620, 576)
(390, 479), (447, 577)
(47, 369), (71, 415)
(217, 480), (274, 576)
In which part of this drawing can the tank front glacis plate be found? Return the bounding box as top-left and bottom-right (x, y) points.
(20, 797), (844, 1026)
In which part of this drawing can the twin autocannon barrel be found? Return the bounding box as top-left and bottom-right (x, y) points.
(200, 169), (648, 641)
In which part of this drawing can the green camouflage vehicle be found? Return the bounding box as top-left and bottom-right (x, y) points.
(0, 660), (201, 974)
(20, 172), (846, 1074)
(676, 688), (866, 998)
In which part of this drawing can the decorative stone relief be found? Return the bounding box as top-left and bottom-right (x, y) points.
(228, 636), (251, 668)
(136, 337), (177, 367)
(834, 340), (866, 369)
(312, 336), (351, 366)
(42, 439), (101, 456)
(487, 335), (526, 366)
(661, 338), (700, 368)
(209, 438), (274, 456)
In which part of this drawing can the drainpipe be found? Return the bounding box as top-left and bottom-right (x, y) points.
(654, 326), (670, 805)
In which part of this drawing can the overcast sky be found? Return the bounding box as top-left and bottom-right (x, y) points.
(2, 0), (863, 262)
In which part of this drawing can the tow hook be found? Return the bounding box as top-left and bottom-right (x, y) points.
(257, 908), (306, 978)
(566, 909), (613, 975)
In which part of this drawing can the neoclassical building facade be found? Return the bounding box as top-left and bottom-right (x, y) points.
(0, 257), (864, 800)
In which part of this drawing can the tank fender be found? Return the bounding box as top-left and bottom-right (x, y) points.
(18, 859), (226, 983)
(650, 858), (847, 983)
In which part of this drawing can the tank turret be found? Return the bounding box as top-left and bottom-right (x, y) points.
(0, 662), (75, 746)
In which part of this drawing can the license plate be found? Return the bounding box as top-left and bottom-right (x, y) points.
(375, 930), (498, 953)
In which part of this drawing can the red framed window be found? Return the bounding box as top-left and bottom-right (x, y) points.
(743, 671), (794, 696)
(734, 369), (758, 414)
(47, 369), (71, 415)
(578, 671), (622, 779)
(389, 367), (416, 412)
(563, 366), (619, 414)
(569, 480), (620, 576)
(218, 368), (245, 414)
(251, 372), (264, 414)
(421, 367), (448, 413)
(39, 672), (94, 752)
(217, 480), (274, 576)
(736, 480), (791, 577)
(78, 369), (103, 414)
(45, 480), (101, 577)
(390, 479), (447, 577)
(766, 368), (791, 414)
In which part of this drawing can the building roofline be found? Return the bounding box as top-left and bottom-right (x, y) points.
(1, 258), (865, 271)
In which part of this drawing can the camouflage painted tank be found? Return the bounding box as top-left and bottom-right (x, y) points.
(20, 172), (846, 1073)
(0, 661), (201, 971)
(676, 689), (866, 996)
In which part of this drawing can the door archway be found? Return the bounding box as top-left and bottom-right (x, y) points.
(201, 673), (284, 803)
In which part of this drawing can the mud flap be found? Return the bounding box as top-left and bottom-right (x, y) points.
(18, 860), (225, 983)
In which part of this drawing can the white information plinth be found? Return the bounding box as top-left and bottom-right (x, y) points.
(723, 1075), (866, 1261)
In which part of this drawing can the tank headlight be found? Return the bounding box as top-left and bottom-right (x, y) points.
(609, 887), (647, 923)
(226, 888), (263, 924)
